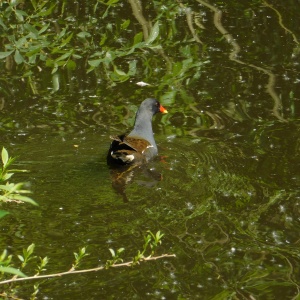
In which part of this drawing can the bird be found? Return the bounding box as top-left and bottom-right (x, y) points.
(107, 98), (168, 166)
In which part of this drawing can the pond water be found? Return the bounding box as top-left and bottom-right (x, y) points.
(1, 0), (300, 299)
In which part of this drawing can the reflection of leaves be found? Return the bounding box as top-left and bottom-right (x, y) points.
(146, 22), (160, 45)
(241, 269), (270, 283)
(209, 290), (236, 300)
(14, 50), (24, 64)
(0, 51), (14, 59)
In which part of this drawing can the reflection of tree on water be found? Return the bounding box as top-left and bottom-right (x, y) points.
(198, 0), (291, 123)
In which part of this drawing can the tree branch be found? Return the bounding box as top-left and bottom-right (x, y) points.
(0, 254), (176, 285)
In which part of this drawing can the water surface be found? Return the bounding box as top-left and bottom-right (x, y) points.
(1, 0), (300, 299)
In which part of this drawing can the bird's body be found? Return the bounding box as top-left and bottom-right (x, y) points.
(107, 98), (168, 166)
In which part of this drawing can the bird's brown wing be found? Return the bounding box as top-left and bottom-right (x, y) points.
(110, 135), (151, 153)
(123, 136), (152, 153)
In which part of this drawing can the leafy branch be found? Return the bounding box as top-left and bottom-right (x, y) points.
(0, 147), (38, 219)
(0, 231), (175, 287)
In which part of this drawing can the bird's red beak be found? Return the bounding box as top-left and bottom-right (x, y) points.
(159, 105), (168, 114)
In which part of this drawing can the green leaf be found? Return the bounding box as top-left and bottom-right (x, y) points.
(18, 255), (24, 262)
(0, 266), (27, 278)
(72, 54), (82, 59)
(100, 34), (107, 46)
(36, 4), (56, 17)
(15, 36), (27, 48)
(114, 67), (127, 76)
(38, 23), (50, 34)
(105, 0), (119, 5)
(55, 51), (72, 63)
(66, 60), (76, 71)
(15, 9), (28, 17)
(2, 173), (14, 181)
(145, 44), (162, 50)
(128, 60), (137, 76)
(26, 47), (41, 57)
(56, 60), (68, 66)
(46, 58), (54, 67)
(1, 148), (9, 166)
(88, 59), (102, 68)
(26, 244), (35, 256)
(28, 54), (37, 64)
(0, 51), (14, 59)
(24, 23), (39, 38)
(209, 290), (236, 300)
(61, 33), (74, 47)
(77, 31), (91, 38)
(15, 9), (28, 22)
(52, 73), (60, 92)
(0, 210), (9, 219)
(133, 32), (143, 46)
(109, 248), (115, 257)
(30, 0), (37, 10)
(12, 195), (38, 206)
(57, 28), (67, 40)
(0, 185), (11, 192)
(51, 65), (58, 74)
(4, 182), (23, 193)
(117, 248), (125, 254)
(146, 21), (160, 45)
(14, 50), (24, 65)
(0, 19), (8, 30)
(121, 19), (130, 30)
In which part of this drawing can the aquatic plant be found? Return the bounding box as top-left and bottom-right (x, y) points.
(0, 147), (37, 219)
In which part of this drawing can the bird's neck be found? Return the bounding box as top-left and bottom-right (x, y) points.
(128, 110), (156, 146)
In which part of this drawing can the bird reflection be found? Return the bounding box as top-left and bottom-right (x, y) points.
(108, 163), (162, 202)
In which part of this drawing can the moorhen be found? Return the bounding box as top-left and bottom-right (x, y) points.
(107, 98), (168, 166)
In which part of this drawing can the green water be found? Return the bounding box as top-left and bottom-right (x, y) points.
(1, 0), (300, 299)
